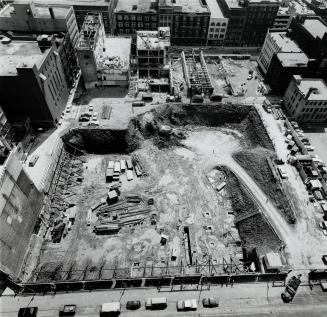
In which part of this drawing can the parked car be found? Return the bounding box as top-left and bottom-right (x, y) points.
(145, 297), (167, 310)
(202, 297), (219, 308)
(176, 299), (197, 311)
(59, 305), (76, 316)
(92, 112), (98, 121)
(18, 307), (38, 317)
(278, 166), (287, 179)
(247, 75), (253, 80)
(88, 105), (94, 111)
(126, 301), (141, 310)
(66, 105), (72, 113)
(100, 302), (120, 317)
(305, 145), (315, 151)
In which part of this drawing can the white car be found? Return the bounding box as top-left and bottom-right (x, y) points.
(66, 105), (72, 113)
(91, 112), (98, 121)
(305, 145), (315, 151)
(177, 299), (197, 311)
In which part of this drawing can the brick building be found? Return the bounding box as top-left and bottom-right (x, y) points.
(0, 36), (69, 128)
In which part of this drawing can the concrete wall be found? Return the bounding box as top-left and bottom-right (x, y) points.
(0, 148), (43, 277)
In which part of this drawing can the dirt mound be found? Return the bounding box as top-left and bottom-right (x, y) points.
(62, 120), (141, 154)
(136, 103), (273, 150)
(233, 148), (296, 224)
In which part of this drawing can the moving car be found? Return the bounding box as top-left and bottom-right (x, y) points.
(202, 297), (219, 308)
(126, 300), (141, 310)
(176, 299), (197, 311)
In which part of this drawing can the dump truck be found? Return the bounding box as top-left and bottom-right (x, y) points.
(281, 274), (301, 303)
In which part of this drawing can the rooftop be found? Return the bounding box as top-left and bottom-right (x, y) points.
(115, 0), (157, 13)
(303, 17), (327, 39)
(294, 75), (327, 100)
(224, 0), (278, 9)
(278, 0), (314, 15)
(137, 27), (171, 50)
(159, 0), (210, 12)
(20, 0), (110, 7)
(0, 40), (48, 76)
(276, 52), (309, 67)
(98, 37), (131, 70)
(270, 32), (302, 52)
(206, 0), (224, 18)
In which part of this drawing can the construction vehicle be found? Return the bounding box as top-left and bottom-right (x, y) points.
(281, 274), (301, 303)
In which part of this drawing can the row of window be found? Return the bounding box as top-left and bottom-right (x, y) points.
(117, 22), (157, 28)
(298, 112), (327, 120)
(209, 34), (225, 39)
(209, 28), (226, 34)
(117, 15), (157, 22)
(302, 107), (327, 113)
(210, 22), (227, 27)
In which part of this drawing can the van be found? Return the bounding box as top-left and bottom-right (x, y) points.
(29, 155), (39, 167)
(132, 101), (145, 107)
(145, 297), (168, 310)
(278, 166), (287, 179)
(142, 93), (153, 102)
(100, 302), (120, 316)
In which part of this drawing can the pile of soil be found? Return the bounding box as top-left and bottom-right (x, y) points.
(233, 149), (296, 224)
(220, 166), (282, 255)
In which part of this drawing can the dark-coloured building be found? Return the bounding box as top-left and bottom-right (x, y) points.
(158, 0), (210, 46)
(0, 37), (69, 128)
(289, 15), (327, 82)
(217, 0), (279, 47)
(265, 52), (311, 94)
(114, 0), (158, 35)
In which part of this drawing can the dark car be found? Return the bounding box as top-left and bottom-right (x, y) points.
(126, 300), (141, 310)
(202, 297), (219, 308)
(18, 307), (38, 317)
(322, 255), (327, 265)
(59, 305), (76, 316)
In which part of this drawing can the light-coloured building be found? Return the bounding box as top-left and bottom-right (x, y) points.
(0, 36), (69, 127)
(77, 13), (131, 89)
(0, 1), (79, 47)
(258, 31), (303, 74)
(206, 0), (228, 46)
(284, 75), (327, 122)
(137, 27), (170, 78)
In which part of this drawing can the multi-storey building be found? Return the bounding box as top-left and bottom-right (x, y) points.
(114, 0), (158, 36)
(265, 52), (310, 94)
(137, 27), (170, 78)
(284, 75), (327, 122)
(158, 0), (210, 46)
(0, 1), (79, 47)
(217, 0), (279, 47)
(0, 36), (69, 127)
(258, 30), (303, 74)
(77, 14), (131, 88)
(302, 0), (327, 23)
(289, 15), (327, 81)
(0, 106), (15, 151)
(206, 0), (228, 46)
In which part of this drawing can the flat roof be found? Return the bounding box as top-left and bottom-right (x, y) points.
(276, 52), (308, 67)
(115, 0), (157, 13)
(161, 0), (209, 12)
(270, 32), (302, 52)
(34, 5), (71, 18)
(0, 41), (47, 76)
(224, 0), (278, 9)
(29, 0), (110, 7)
(296, 77), (327, 100)
(303, 18), (327, 39)
(206, 0), (224, 18)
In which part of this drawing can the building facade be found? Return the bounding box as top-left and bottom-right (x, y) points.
(158, 0), (210, 46)
(114, 0), (158, 36)
(0, 37), (69, 127)
(77, 14), (131, 88)
(137, 27), (170, 78)
(258, 30), (302, 74)
(206, 0), (228, 46)
(0, 1), (79, 47)
(217, 0), (279, 47)
(0, 146), (43, 277)
(284, 75), (327, 122)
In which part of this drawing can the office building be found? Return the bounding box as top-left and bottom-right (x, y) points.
(137, 27), (170, 78)
(0, 36), (69, 128)
(0, 1), (79, 47)
(284, 75), (327, 122)
(217, 0), (279, 47)
(206, 0), (228, 46)
(258, 30), (302, 74)
(114, 0), (158, 35)
(77, 14), (131, 89)
(158, 0), (210, 46)
(0, 106), (15, 151)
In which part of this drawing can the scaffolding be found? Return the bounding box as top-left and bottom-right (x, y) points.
(77, 13), (102, 50)
(181, 49), (214, 97)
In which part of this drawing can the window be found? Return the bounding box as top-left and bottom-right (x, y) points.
(211, 22), (215, 26)
(210, 28), (214, 32)
(125, 22), (129, 27)
(209, 34), (213, 38)
(151, 16), (157, 21)
(222, 22), (226, 26)
(118, 22), (123, 27)
(131, 22), (136, 27)
(117, 15), (122, 20)
(144, 16), (149, 21)
(137, 16), (142, 21)
(138, 22), (143, 27)
(216, 22), (220, 27)
(131, 15), (136, 21)
(124, 15), (129, 20)
(145, 23), (150, 28)
(151, 23), (156, 28)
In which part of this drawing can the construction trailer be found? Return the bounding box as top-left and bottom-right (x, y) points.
(181, 49), (214, 98)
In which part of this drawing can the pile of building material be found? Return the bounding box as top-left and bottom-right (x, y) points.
(106, 158), (138, 183)
(132, 154), (148, 177)
(93, 194), (153, 234)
